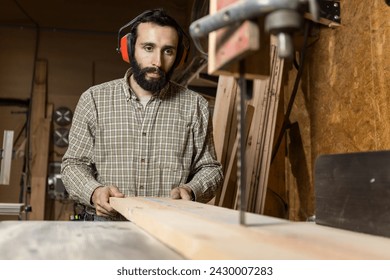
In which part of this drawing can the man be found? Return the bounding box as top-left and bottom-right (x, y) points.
(61, 9), (223, 221)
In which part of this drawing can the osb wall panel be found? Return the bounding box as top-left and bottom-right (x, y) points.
(285, 0), (390, 220)
(309, 0), (390, 156)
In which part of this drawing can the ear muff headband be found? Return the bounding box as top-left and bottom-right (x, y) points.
(116, 9), (189, 68)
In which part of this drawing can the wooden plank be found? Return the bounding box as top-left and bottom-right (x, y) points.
(29, 59), (51, 220)
(208, 0), (270, 79)
(111, 197), (390, 260)
(239, 41), (284, 214)
(0, 221), (183, 260)
(30, 119), (51, 220)
(212, 75), (238, 169)
(0, 130), (14, 185)
(219, 104), (254, 208)
(219, 136), (238, 207)
(253, 42), (284, 213)
(212, 76), (238, 205)
(30, 60), (48, 125)
(245, 77), (267, 212)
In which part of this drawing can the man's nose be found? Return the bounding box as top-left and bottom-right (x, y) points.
(151, 52), (162, 67)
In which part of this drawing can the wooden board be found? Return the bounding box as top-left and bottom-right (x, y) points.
(29, 60), (52, 220)
(212, 75), (238, 170)
(315, 150), (390, 238)
(29, 119), (51, 220)
(252, 43), (284, 213)
(111, 197), (390, 260)
(0, 221), (183, 260)
(219, 104), (254, 208)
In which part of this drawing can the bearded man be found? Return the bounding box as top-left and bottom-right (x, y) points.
(61, 9), (223, 221)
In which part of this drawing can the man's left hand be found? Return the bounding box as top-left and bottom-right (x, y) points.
(170, 185), (194, 201)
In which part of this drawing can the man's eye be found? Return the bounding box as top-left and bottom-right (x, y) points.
(144, 46), (153, 52)
(165, 49), (174, 56)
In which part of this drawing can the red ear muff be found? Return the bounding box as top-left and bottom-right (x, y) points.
(120, 34), (131, 63)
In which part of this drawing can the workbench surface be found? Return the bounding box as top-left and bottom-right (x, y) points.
(0, 221), (183, 260)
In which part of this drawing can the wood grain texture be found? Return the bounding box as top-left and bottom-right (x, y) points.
(111, 197), (390, 260)
(29, 60), (50, 220)
(212, 75), (238, 171)
(308, 1), (390, 156)
(0, 221), (183, 260)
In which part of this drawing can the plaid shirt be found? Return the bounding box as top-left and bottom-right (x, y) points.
(61, 69), (223, 207)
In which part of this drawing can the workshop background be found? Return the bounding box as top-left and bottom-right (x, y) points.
(0, 0), (389, 221)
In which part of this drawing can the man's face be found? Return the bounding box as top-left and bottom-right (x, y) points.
(131, 22), (179, 92)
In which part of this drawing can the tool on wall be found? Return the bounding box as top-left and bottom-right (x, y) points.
(189, 0), (319, 225)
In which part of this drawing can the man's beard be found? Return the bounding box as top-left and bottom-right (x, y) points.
(130, 58), (173, 93)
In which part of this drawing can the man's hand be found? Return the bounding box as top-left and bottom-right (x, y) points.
(91, 185), (125, 217)
(170, 185), (195, 201)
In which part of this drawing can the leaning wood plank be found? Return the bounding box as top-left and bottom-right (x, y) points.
(212, 75), (238, 170)
(243, 41), (280, 212)
(243, 80), (266, 212)
(29, 119), (51, 220)
(219, 104), (255, 209)
(218, 136), (238, 207)
(111, 197), (390, 260)
(29, 59), (51, 220)
(254, 42), (284, 213)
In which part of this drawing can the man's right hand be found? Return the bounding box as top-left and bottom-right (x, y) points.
(91, 185), (125, 217)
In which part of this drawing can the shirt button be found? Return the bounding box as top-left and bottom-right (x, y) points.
(139, 185), (144, 190)
(141, 158), (145, 163)
(142, 132), (147, 136)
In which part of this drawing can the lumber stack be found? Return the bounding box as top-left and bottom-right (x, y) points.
(213, 42), (284, 214)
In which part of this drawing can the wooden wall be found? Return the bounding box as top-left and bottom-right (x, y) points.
(284, 0), (390, 220)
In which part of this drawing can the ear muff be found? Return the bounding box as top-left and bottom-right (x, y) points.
(116, 9), (190, 68)
(119, 34), (132, 63)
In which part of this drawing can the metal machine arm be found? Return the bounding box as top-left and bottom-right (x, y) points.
(189, 0), (319, 59)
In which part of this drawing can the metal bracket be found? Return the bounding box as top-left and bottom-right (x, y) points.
(318, 0), (341, 23)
